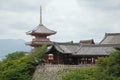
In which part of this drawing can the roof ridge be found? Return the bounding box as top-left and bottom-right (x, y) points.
(80, 39), (94, 42)
(100, 33), (107, 44)
(27, 24), (56, 35)
(53, 41), (80, 45)
(73, 44), (83, 54)
(105, 33), (120, 36)
(100, 33), (120, 44)
(36, 24), (56, 32)
(55, 41), (73, 43)
(53, 42), (65, 52)
(81, 44), (120, 47)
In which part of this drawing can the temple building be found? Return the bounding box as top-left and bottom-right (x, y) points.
(46, 33), (120, 65)
(26, 7), (56, 49)
(26, 8), (120, 65)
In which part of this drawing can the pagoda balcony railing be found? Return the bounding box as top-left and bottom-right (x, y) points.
(25, 42), (32, 45)
(32, 38), (50, 42)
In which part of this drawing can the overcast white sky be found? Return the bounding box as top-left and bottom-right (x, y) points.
(0, 0), (120, 43)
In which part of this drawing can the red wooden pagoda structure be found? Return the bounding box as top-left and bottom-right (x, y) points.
(26, 7), (56, 49)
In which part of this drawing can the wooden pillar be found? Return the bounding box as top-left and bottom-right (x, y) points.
(78, 58), (79, 64)
(83, 58), (85, 64)
(91, 57), (94, 64)
(57, 53), (60, 64)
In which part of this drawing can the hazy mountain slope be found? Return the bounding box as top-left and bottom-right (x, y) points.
(0, 39), (31, 59)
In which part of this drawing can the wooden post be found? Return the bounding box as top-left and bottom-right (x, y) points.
(91, 57), (94, 64)
(57, 53), (59, 64)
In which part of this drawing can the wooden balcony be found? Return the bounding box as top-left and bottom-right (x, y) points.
(32, 38), (50, 42)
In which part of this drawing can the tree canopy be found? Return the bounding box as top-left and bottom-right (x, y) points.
(0, 46), (47, 80)
(62, 49), (120, 80)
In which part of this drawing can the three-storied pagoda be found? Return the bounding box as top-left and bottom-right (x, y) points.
(26, 7), (56, 49)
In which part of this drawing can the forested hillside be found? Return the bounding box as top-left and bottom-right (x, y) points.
(0, 46), (47, 80)
(0, 46), (120, 80)
(62, 49), (120, 80)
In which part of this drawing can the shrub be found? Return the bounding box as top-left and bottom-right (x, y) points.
(0, 45), (47, 80)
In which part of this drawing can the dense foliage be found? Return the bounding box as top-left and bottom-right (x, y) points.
(95, 50), (120, 80)
(62, 49), (120, 80)
(0, 47), (120, 80)
(0, 46), (47, 80)
(62, 67), (96, 80)
(3, 52), (25, 61)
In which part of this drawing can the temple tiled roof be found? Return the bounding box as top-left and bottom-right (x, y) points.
(80, 39), (95, 44)
(49, 43), (120, 56)
(52, 42), (80, 54)
(74, 44), (120, 56)
(100, 33), (120, 44)
(47, 33), (120, 56)
(26, 24), (56, 35)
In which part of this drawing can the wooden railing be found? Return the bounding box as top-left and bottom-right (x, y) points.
(37, 64), (94, 70)
(32, 38), (50, 42)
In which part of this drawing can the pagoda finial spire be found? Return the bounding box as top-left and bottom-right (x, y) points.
(40, 6), (42, 25)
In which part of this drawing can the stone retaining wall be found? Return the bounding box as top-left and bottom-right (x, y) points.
(32, 64), (93, 80)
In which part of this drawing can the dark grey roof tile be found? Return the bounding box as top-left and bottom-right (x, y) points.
(100, 33), (120, 44)
(26, 24), (56, 35)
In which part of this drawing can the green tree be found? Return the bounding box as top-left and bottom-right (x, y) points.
(62, 49), (120, 80)
(94, 50), (120, 80)
(0, 45), (47, 80)
(3, 52), (25, 62)
(62, 67), (96, 80)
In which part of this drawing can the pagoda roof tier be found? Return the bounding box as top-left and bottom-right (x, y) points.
(25, 41), (53, 46)
(26, 24), (56, 36)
